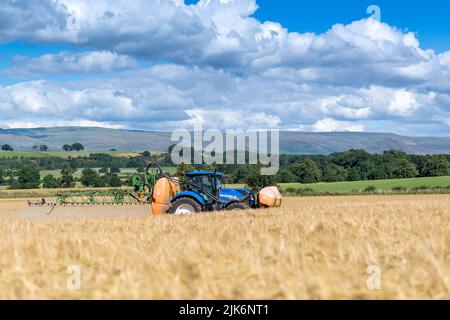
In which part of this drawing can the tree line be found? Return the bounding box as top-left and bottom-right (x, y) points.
(169, 149), (450, 188)
(0, 149), (449, 190)
(0, 143), (86, 152)
(1, 165), (124, 189)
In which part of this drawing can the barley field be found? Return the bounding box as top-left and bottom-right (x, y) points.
(0, 196), (449, 299)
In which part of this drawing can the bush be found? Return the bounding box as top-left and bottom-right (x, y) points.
(285, 187), (297, 194)
(363, 186), (377, 193)
(108, 174), (122, 187)
(391, 186), (407, 193)
(80, 168), (100, 187)
(296, 188), (315, 196)
(412, 186), (430, 192)
(8, 180), (22, 190)
(42, 174), (60, 189)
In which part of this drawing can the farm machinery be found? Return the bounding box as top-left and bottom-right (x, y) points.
(28, 163), (282, 215)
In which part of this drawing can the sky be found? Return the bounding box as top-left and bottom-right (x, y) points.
(0, 0), (449, 136)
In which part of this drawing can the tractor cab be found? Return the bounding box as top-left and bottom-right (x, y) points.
(185, 171), (223, 200)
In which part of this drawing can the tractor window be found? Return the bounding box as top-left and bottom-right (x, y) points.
(190, 175), (213, 194)
(215, 176), (223, 190)
(202, 175), (213, 193)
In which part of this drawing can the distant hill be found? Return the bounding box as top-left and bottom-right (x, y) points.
(1, 127), (450, 155)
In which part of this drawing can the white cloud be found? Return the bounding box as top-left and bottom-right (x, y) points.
(3, 119), (123, 129)
(0, 0), (449, 135)
(312, 118), (365, 132)
(0, 1), (443, 72)
(0, 64), (447, 135)
(6, 51), (137, 77)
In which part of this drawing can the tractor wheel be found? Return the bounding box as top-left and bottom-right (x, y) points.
(171, 197), (202, 215)
(226, 202), (251, 211)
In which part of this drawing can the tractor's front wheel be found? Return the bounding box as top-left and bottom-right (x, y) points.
(226, 202), (251, 211)
(171, 197), (202, 215)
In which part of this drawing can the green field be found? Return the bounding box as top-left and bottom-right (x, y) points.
(280, 176), (450, 193)
(0, 150), (139, 159)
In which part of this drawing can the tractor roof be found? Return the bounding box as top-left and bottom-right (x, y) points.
(186, 171), (224, 176)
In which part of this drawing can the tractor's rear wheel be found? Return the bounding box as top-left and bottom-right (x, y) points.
(171, 197), (202, 215)
(226, 202), (251, 211)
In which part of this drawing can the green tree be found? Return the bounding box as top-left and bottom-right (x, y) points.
(228, 165), (248, 183)
(391, 158), (418, 178)
(17, 166), (41, 189)
(322, 164), (348, 182)
(39, 145), (49, 151)
(275, 167), (298, 183)
(60, 164), (75, 188)
(244, 167), (276, 189)
(80, 168), (100, 187)
(347, 167), (361, 181)
(8, 180), (22, 190)
(71, 143), (85, 151)
(1, 144), (13, 151)
(292, 159), (321, 183)
(421, 155), (449, 177)
(42, 174), (60, 189)
(109, 174), (122, 187)
(62, 144), (73, 151)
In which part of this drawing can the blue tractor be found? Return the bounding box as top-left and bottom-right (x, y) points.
(170, 171), (257, 214)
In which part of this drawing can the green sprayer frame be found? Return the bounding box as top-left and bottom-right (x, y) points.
(28, 166), (160, 211)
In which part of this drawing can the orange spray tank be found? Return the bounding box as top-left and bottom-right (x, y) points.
(258, 186), (283, 208)
(151, 177), (180, 215)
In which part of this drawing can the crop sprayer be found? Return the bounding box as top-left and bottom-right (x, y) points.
(28, 163), (282, 215)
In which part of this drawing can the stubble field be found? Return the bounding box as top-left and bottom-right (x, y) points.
(0, 195), (449, 299)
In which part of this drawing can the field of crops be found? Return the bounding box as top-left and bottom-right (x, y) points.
(0, 195), (449, 299)
(281, 176), (450, 193)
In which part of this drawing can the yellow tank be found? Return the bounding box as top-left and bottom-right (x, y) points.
(258, 186), (283, 208)
(151, 177), (179, 215)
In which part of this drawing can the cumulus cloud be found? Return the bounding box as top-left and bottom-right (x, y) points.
(0, 0), (449, 134)
(0, 1), (443, 70)
(0, 64), (448, 135)
(2, 119), (122, 129)
(311, 118), (365, 133)
(6, 51), (137, 77)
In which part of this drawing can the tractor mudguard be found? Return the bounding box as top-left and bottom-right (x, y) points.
(171, 191), (206, 206)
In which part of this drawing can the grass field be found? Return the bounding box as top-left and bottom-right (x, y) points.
(281, 176), (450, 193)
(0, 195), (449, 299)
(0, 150), (140, 158)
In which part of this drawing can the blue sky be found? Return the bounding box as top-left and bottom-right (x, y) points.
(252, 1), (450, 52)
(0, 0), (449, 136)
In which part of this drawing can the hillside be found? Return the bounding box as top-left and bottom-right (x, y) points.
(1, 127), (450, 155)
